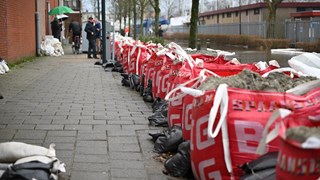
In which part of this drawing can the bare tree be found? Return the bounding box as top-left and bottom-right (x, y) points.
(137, 0), (148, 36)
(149, 0), (160, 36)
(264, 0), (284, 38)
(90, 0), (98, 17)
(161, 0), (178, 18)
(189, 0), (199, 48)
(133, 0), (138, 39)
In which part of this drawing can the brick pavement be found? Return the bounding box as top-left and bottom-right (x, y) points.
(0, 46), (181, 180)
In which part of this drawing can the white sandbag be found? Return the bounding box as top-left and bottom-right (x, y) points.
(288, 58), (320, 78)
(40, 36), (64, 56)
(0, 65), (5, 74)
(0, 60), (9, 73)
(292, 53), (320, 68)
(288, 52), (320, 78)
(0, 142), (56, 163)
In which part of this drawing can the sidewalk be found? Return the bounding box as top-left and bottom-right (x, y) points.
(0, 46), (177, 180)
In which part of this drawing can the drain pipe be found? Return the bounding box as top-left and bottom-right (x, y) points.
(35, 12), (41, 56)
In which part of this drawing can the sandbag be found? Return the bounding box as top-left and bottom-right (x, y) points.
(164, 141), (191, 177)
(288, 52), (320, 78)
(154, 126), (184, 153)
(188, 81), (320, 179)
(257, 106), (320, 180)
(0, 142), (56, 163)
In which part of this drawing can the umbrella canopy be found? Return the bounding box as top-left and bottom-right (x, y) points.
(56, 14), (68, 21)
(49, 6), (74, 15)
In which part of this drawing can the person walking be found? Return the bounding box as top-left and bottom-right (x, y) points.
(94, 19), (102, 55)
(84, 17), (98, 59)
(68, 20), (82, 44)
(68, 20), (82, 54)
(51, 17), (62, 41)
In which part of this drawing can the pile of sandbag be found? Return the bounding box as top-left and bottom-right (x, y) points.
(0, 142), (65, 180)
(40, 36), (64, 57)
(112, 34), (320, 179)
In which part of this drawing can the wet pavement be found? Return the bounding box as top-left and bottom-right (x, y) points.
(0, 46), (179, 180)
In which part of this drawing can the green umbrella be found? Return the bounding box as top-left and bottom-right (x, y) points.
(49, 6), (74, 15)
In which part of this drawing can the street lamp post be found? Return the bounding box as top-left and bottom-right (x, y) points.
(239, 0), (242, 35)
(112, 2), (115, 62)
(101, 0), (107, 64)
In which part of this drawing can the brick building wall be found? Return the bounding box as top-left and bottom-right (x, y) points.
(0, 1), (8, 59)
(37, 0), (47, 40)
(0, 0), (36, 63)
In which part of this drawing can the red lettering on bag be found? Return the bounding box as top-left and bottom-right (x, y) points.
(198, 158), (222, 180)
(234, 120), (267, 153)
(278, 150), (320, 175)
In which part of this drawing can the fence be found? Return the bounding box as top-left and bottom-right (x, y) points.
(168, 20), (320, 42)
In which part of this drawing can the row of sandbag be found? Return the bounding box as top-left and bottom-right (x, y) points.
(113, 35), (320, 179)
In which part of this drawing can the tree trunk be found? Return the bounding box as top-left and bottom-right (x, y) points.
(189, 0), (199, 48)
(139, 6), (144, 36)
(133, 0), (137, 39)
(149, 0), (160, 37)
(265, 0), (283, 38)
(128, 0), (132, 36)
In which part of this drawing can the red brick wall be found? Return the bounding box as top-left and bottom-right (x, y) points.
(0, 1), (9, 60)
(37, 0), (47, 40)
(0, 0), (36, 63)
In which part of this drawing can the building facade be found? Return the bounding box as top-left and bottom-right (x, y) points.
(198, 2), (320, 25)
(0, 0), (81, 63)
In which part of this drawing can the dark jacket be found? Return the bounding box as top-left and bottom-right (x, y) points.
(85, 21), (95, 40)
(95, 22), (101, 39)
(69, 21), (82, 35)
(51, 19), (62, 38)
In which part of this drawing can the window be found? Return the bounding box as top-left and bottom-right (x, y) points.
(227, 12), (232, 18)
(235, 11), (238, 17)
(63, 0), (80, 10)
(246, 10), (249, 16)
(254, 8), (260, 15)
(222, 13), (225, 18)
(297, 7), (306, 12)
(207, 16), (210, 20)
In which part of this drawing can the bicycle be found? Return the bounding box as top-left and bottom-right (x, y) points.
(72, 35), (81, 54)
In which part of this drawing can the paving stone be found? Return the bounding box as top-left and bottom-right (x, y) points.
(70, 171), (109, 180)
(107, 130), (136, 137)
(14, 130), (47, 140)
(64, 124), (93, 130)
(45, 136), (76, 143)
(72, 162), (109, 172)
(108, 143), (140, 152)
(52, 119), (80, 125)
(75, 146), (107, 155)
(0, 129), (16, 140)
(47, 130), (77, 137)
(36, 124), (64, 130)
(77, 132), (107, 140)
(93, 124), (121, 131)
(80, 120), (106, 125)
(74, 154), (108, 163)
(6, 124), (36, 130)
(108, 152), (143, 161)
(111, 168), (147, 178)
(76, 140), (108, 148)
(107, 120), (134, 125)
(110, 160), (145, 169)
